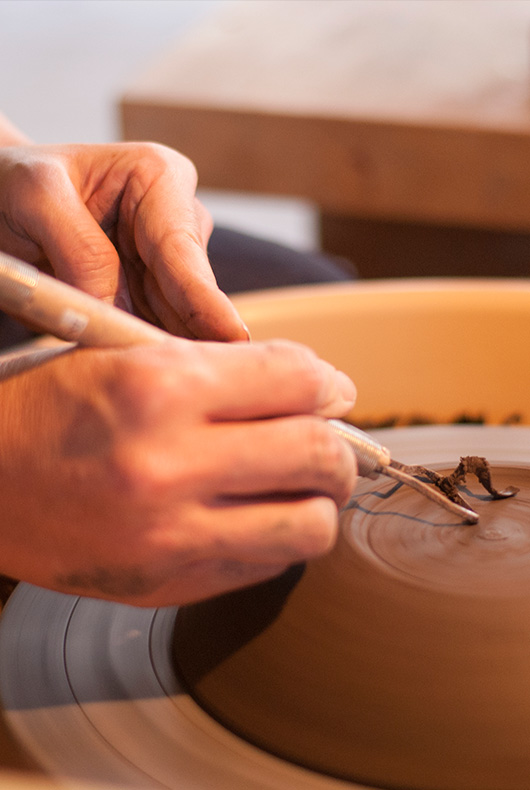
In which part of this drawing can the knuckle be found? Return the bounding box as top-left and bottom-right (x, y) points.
(109, 344), (212, 420)
(6, 154), (67, 202)
(299, 358), (329, 408)
(132, 141), (198, 182)
(165, 223), (203, 257)
(166, 146), (198, 182)
(178, 152), (198, 183)
(261, 340), (322, 395)
(126, 140), (166, 162)
(293, 498), (339, 558)
(109, 430), (192, 505)
(68, 234), (117, 281)
(109, 442), (163, 500)
(307, 419), (344, 475)
(306, 419), (357, 504)
(95, 348), (207, 496)
(263, 337), (315, 361)
(108, 352), (176, 424)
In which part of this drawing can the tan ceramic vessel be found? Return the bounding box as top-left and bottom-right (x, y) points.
(176, 462), (530, 790)
(176, 280), (530, 790)
(232, 278), (530, 425)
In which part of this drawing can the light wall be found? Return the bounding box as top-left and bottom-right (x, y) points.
(0, 0), (316, 250)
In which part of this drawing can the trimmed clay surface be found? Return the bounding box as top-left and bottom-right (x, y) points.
(176, 465), (530, 790)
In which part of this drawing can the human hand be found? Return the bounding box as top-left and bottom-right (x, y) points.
(0, 141), (247, 341)
(0, 338), (357, 606)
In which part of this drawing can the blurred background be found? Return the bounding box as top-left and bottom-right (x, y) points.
(2, 0), (530, 280)
(0, 0), (317, 251)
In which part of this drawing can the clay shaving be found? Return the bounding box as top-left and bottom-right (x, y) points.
(401, 456), (519, 512)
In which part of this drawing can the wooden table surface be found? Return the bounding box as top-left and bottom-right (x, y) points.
(120, 0), (530, 277)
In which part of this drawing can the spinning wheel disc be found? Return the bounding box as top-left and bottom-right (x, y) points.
(0, 589), (351, 790)
(0, 427), (529, 790)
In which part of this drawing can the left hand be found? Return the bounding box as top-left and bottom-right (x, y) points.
(0, 142), (248, 341)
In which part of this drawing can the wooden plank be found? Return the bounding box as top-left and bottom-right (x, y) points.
(121, 101), (530, 232)
(319, 213), (530, 279)
(120, 0), (530, 230)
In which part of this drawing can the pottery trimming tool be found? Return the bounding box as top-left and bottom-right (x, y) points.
(328, 419), (479, 522)
(0, 250), (482, 523)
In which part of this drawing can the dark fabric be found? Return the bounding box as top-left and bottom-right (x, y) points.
(0, 311), (38, 350)
(208, 226), (356, 293)
(0, 227), (358, 349)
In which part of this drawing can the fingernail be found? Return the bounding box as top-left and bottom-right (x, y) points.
(336, 370), (357, 407)
(242, 321), (252, 342)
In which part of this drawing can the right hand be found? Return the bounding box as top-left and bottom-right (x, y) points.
(0, 338), (357, 606)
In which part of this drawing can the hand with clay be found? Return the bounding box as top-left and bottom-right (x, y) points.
(0, 113), (247, 341)
(0, 338), (357, 606)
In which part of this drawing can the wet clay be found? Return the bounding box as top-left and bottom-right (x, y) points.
(175, 465), (530, 790)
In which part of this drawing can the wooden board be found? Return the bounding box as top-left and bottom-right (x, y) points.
(120, 0), (530, 232)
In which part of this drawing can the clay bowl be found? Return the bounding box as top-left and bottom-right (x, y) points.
(173, 280), (530, 790)
(174, 427), (530, 790)
(231, 278), (530, 425)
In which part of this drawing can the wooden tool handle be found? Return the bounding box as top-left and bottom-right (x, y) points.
(0, 251), (168, 347)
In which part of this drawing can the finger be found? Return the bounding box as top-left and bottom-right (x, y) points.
(143, 223), (248, 342)
(122, 266), (217, 340)
(152, 560), (291, 607)
(142, 268), (196, 338)
(204, 495), (341, 564)
(197, 417), (357, 509)
(149, 496), (339, 605)
(131, 162), (248, 342)
(3, 152), (130, 306)
(193, 196), (214, 248)
(192, 340), (356, 419)
(34, 180), (128, 306)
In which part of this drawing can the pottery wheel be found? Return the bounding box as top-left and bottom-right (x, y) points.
(0, 426), (529, 790)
